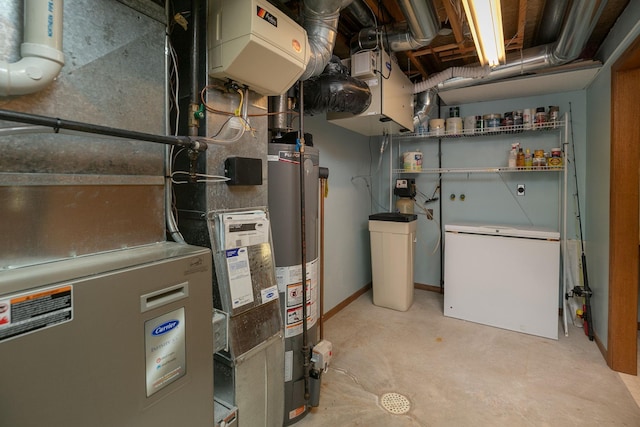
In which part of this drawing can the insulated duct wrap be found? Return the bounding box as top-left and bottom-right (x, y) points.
(301, 57), (371, 115)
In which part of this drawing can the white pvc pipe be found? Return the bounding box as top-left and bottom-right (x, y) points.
(0, 0), (65, 96)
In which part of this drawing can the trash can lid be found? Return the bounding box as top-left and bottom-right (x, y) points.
(368, 212), (417, 222)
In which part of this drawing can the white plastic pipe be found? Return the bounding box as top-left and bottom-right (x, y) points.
(0, 0), (65, 96)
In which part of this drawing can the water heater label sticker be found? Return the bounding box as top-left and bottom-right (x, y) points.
(0, 285), (73, 343)
(145, 307), (186, 397)
(278, 259), (319, 338)
(278, 151), (300, 165)
(284, 350), (293, 382)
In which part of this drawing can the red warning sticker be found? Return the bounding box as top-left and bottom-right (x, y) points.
(0, 285), (73, 343)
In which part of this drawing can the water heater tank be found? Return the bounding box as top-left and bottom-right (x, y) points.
(208, 0), (310, 95)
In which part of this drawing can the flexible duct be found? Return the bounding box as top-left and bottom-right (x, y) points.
(415, 0), (607, 93)
(300, 0), (354, 81)
(413, 65), (490, 94)
(302, 56), (371, 115)
(0, 0), (65, 96)
(352, 0), (440, 53)
(413, 88), (437, 129)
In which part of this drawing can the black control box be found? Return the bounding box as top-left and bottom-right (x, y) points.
(224, 157), (262, 186)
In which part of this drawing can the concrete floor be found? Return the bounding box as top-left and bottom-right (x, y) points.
(296, 289), (640, 427)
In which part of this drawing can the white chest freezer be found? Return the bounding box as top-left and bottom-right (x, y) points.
(444, 224), (560, 339)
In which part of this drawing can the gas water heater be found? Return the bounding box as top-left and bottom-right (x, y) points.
(268, 139), (320, 425)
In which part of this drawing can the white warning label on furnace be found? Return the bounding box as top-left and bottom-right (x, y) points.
(0, 285), (73, 343)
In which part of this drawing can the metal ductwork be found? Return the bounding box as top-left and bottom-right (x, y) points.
(415, 0), (607, 94)
(352, 0), (440, 52)
(413, 88), (437, 129)
(534, 0), (570, 45)
(397, 0), (440, 50)
(300, 0), (354, 81)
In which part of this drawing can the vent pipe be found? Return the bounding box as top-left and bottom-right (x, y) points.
(352, 0), (440, 52)
(300, 0), (354, 81)
(414, 0), (607, 93)
(0, 0), (65, 96)
(534, 0), (570, 45)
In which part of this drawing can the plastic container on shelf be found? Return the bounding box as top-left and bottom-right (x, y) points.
(483, 113), (501, 131)
(534, 107), (547, 128)
(463, 116), (476, 134)
(429, 118), (445, 135)
(446, 117), (462, 135)
(523, 108), (534, 129)
(548, 147), (563, 167)
(402, 151), (423, 171)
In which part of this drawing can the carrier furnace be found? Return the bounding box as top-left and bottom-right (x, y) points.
(0, 243), (214, 427)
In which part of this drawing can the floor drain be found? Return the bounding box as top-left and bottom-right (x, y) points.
(380, 392), (411, 415)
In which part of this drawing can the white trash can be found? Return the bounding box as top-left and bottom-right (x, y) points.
(368, 213), (417, 311)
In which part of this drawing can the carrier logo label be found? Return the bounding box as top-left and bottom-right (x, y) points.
(257, 6), (277, 27)
(152, 320), (179, 336)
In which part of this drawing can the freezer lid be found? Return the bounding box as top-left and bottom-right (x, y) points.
(444, 223), (560, 240)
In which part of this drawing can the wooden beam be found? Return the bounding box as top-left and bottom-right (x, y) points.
(441, 0), (466, 45)
(508, 0), (528, 50)
(361, 0), (403, 24)
(383, 0), (406, 22)
(412, 42), (468, 56)
(406, 51), (428, 79)
(517, 0), (527, 40)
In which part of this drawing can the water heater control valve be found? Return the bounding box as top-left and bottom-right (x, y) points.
(311, 340), (333, 373)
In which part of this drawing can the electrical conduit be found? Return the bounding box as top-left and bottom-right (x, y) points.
(0, 0), (65, 96)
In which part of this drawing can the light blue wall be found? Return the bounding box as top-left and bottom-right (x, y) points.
(585, 1), (640, 345)
(378, 92), (587, 288)
(303, 2), (640, 326)
(585, 66), (612, 347)
(301, 116), (376, 312)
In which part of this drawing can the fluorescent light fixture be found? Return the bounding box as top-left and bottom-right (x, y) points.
(462, 0), (506, 68)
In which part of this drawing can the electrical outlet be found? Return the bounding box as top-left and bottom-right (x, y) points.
(517, 184), (525, 196)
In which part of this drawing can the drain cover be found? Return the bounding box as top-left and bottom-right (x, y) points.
(380, 392), (411, 415)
